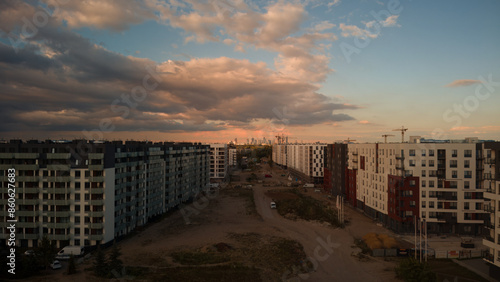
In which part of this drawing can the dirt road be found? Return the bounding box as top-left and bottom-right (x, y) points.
(254, 184), (398, 282)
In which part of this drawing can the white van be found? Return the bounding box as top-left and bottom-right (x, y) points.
(56, 246), (84, 259)
(270, 202), (277, 209)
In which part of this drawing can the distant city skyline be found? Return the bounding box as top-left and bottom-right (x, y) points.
(1, 0), (499, 143)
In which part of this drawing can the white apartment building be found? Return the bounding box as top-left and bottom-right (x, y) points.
(228, 147), (238, 167)
(0, 140), (210, 248)
(209, 144), (228, 182)
(272, 143), (326, 183)
(347, 137), (489, 235)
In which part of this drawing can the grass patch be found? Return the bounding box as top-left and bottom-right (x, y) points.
(153, 264), (262, 282)
(171, 251), (230, 265)
(274, 189), (342, 227)
(428, 259), (489, 282)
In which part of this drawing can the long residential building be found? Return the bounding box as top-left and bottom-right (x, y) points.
(272, 143), (326, 184)
(344, 137), (497, 235)
(0, 140), (210, 248)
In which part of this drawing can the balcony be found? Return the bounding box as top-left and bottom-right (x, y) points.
(485, 158), (496, 164)
(46, 176), (72, 182)
(88, 234), (104, 241)
(43, 199), (72, 205)
(16, 222), (39, 228)
(484, 173), (495, 180)
(88, 164), (104, 170)
(45, 188), (69, 194)
(88, 153), (104, 159)
(22, 187), (40, 193)
(16, 210), (39, 216)
(20, 234), (40, 240)
(21, 199), (39, 205)
(44, 222), (71, 229)
(89, 176), (105, 182)
(46, 153), (71, 159)
(44, 211), (71, 217)
(50, 234), (71, 240)
(47, 164), (70, 171)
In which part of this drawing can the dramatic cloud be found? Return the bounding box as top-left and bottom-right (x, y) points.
(44, 0), (156, 31)
(445, 79), (482, 87)
(0, 2), (359, 135)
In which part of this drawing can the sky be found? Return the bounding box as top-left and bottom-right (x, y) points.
(0, 0), (499, 143)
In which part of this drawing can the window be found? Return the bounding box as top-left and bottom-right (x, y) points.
(429, 160), (435, 167)
(409, 149), (415, 156)
(422, 170), (426, 177)
(75, 171), (81, 178)
(422, 180), (426, 187)
(409, 160), (415, 167)
(421, 150), (426, 156)
(75, 182), (81, 190)
(75, 217), (80, 224)
(450, 160), (457, 168)
(75, 228), (80, 235)
(429, 180), (435, 188)
(85, 171), (90, 178)
(409, 201), (416, 207)
(422, 201), (426, 207)
(464, 150), (472, 157)
(452, 170), (458, 178)
(464, 181), (470, 189)
(422, 160), (426, 167)
(464, 202), (469, 210)
(464, 171), (472, 179)
(75, 205), (80, 212)
(75, 194), (80, 201)
(429, 201), (434, 208)
(452, 150), (458, 157)
(422, 191), (426, 197)
(429, 150), (435, 157)
(410, 180), (416, 187)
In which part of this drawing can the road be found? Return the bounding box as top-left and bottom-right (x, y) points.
(254, 183), (398, 282)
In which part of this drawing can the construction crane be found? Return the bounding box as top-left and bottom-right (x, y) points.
(382, 134), (395, 143)
(392, 126), (408, 143)
(344, 138), (357, 144)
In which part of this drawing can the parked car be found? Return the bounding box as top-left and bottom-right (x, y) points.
(270, 202), (277, 209)
(50, 260), (62, 270)
(24, 250), (34, 256)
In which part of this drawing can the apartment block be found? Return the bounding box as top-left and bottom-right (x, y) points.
(209, 144), (228, 182)
(0, 140), (210, 248)
(272, 143), (326, 184)
(344, 137), (494, 235)
(228, 147), (238, 168)
(481, 142), (500, 276)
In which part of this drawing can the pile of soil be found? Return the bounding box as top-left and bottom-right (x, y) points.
(363, 233), (398, 249)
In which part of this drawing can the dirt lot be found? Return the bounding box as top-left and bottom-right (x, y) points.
(30, 164), (405, 281)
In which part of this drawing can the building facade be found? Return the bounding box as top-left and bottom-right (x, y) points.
(343, 137), (495, 235)
(0, 140), (210, 248)
(272, 143), (326, 184)
(209, 144), (228, 182)
(481, 142), (500, 276)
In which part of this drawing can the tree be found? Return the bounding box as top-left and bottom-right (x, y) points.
(93, 246), (108, 277)
(108, 243), (123, 277)
(67, 254), (77, 274)
(35, 235), (57, 270)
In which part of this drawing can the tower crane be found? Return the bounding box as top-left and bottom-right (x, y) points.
(382, 134), (395, 143)
(392, 126), (408, 143)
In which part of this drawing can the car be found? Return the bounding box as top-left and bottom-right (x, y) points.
(24, 250), (34, 256)
(270, 202), (277, 209)
(50, 260), (62, 270)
